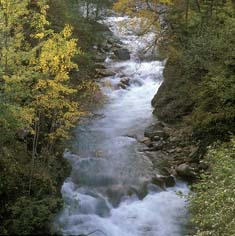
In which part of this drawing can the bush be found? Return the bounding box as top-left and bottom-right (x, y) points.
(190, 137), (235, 236)
(8, 197), (63, 235)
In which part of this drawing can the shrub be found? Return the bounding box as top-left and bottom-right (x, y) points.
(190, 137), (235, 236)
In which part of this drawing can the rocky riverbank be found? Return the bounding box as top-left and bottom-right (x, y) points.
(142, 121), (207, 183)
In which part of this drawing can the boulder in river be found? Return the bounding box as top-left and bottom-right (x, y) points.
(114, 48), (130, 60)
(118, 77), (131, 89)
(120, 77), (130, 86)
(144, 124), (169, 140)
(176, 163), (196, 179)
(138, 137), (152, 147)
(95, 68), (115, 78)
(152, 175), (175, 188)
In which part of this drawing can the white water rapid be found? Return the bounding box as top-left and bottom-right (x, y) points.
(55, 16), (189, 236)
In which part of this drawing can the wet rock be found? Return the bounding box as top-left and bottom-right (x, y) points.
(120, 77), (130, 86)
(147, 183), (164, 193)
(152, 141), (164, 151)
(152, 136), (161, 141)
(169, 168), (178, 176)
(167, 149), (175, 154)
(144, 123), (168, 140)
(95, 150), (104, 158)
(128, 185), (148, 200)
(138, 137), (152, 147)
(176, 163), (196, 179)
(175, 147), (183, 153)
(95, 63), (106, 69)
(118, 77), (130, 89)
(95, 198), (111, 217)
(152, 175), (175, 188)
(124, 134), (137, 140)
(118, 83), (128, 89)
(106, 185), (125, 207)
(114, 48), (130, 60)
(163, 175), (176, 187)
(95, 68), (115, 78)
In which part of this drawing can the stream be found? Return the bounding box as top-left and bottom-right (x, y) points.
(55, 16), (189, 236)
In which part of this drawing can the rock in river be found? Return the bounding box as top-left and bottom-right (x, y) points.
(152, 175), (176, 188)
(144, 124), (169, 140)
(114, 48), (131, 60)
(176, 163), (196, 179)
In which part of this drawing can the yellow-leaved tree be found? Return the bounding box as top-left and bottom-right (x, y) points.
(32, 25), (83, 150)
(0, 0), (36, 144)
(0, 0), (84, 193)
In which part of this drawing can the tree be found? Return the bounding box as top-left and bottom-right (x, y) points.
(0, 0), (34, 146)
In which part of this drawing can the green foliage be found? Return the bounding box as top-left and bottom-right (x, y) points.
(0, 142), (70, 235)
(8, 197), (62, 235)
(154, 0), (235, 140)
(0, 0), (103, 234)
(190, 138), (235, 236)
(180, 4), (235, 139)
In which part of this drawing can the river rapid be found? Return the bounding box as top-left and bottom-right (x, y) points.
(55, 16), (189, 236)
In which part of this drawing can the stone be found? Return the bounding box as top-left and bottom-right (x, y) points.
(168, 149), (175, 154)
(163, 175), (176, 187)
(152, 176), (165, 188)
(144, 125), (169, 140)
(114, 48), (130, 60)
(152, 141), (164, 150)
(95, 68), (115, 78)
(95, 63), (106, 69)
(120, 77), (130, 86)
(147, 183), (164, 193)
(152, 136), (161, 141)
(138, 137), (152, 147)
(176, 163), (196, 179)
(118, 83), (127, 89)
(118, 77), (131, 89)
(152, 175), (175, 188)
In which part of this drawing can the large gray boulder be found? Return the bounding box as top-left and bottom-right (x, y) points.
(144, 123), (169, 140)
(152, 175), (175, 188)
(176, 163), (196, 179)
(114, 48), (130, 60)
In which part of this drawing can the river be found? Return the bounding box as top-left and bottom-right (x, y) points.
(55, 16), (189, 236)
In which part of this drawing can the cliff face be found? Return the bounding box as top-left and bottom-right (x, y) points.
(151, 58), (194, 124)
(148, 58), (201, 183)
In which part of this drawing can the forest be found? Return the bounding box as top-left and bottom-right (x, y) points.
(0, 0), (234, 235)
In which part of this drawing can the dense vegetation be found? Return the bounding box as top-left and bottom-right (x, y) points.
(114, 0), (235, 235)
(0, 0), (111, 234)
(190, 138), (235, 236)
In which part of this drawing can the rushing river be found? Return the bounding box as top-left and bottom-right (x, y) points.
(55, 16), (189, 236)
